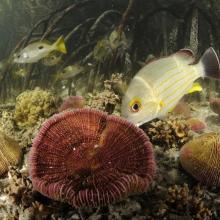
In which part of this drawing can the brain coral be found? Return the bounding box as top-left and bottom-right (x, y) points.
(180, 132), (220, 186)
(0, 132), (22, 175)
(29, 108), (156, 208)
(14, 88), (58, 127)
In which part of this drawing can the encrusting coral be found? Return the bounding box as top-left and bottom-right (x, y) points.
(14, 87), (58, 127)
(180, 132), (220, 186)
(0, 132), (22, 175)
(142, 116), (191, 149)
(29, 108), (156, 208)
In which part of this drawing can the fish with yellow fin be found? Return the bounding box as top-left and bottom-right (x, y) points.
(14, 36), (67, 63)
(121, 47), (220, 126)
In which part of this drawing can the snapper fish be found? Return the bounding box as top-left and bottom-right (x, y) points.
(14, 36), (67, 63)
(121, 47), (220, 126)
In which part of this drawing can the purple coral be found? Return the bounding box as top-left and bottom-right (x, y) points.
(58, 96), (85, 112)
(29, 109), (156, 208)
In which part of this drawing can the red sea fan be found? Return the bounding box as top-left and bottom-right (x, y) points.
(29, 108), (156, 208)
(58, 96), (85, 112)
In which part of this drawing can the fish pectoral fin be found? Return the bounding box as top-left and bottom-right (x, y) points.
(174, 48), (195, 65)
(54, 36), (67, 54)
(187, 82), (202, 94)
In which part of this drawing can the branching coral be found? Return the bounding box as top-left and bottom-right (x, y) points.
(180, 132), (220, 186)
(0, 167), (46, 219)
(14, 87), (58, 128)
(166, 184), (213, 220)
(142, 116), (191, 149)
(86, 73), (123, 114)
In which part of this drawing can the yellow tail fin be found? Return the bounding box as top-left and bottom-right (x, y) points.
(188, 82), (202, 94)
(54, 36), (67, 54)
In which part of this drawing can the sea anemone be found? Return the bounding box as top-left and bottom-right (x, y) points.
(180, 132), (220, 186)
(58, 96), (85, 112)
(29, 108), (155, 208)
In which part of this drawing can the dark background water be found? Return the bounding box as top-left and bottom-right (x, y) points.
(0, 0), (219, 101)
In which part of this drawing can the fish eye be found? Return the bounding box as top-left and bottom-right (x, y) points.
(129, 98), (142, 113)
(38, 45), (44, 50)
(17, 54), (21, 58)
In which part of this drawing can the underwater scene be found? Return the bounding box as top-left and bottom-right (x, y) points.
(1, 0), (220, 219)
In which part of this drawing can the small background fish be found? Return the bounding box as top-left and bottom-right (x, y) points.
(14, 36), (67, 63)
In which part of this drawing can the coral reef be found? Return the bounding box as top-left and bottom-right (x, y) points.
(0, 132), (22, 175)
(58, 95), (85, 112)
(0, 167), (45, 219)
(14, 88), (58, 128)
(29, 108), (156, 208)
(180, 132), (220, 186)
(0, 110), (45, 148)
(142, 116), (191, 149)
(86, 73), (123, 114)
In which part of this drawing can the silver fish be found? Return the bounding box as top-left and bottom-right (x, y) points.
(14, 36), (67, 63)
(121, 48), (220, 126)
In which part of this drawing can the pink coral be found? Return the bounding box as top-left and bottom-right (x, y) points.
(186, 118), (206, 132)
(58, 96), (85, 112)
(29, 109), (155, 208)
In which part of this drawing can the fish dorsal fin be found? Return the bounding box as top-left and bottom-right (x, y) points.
(188, 82), (202, 94)
(175, 48), (195, 64)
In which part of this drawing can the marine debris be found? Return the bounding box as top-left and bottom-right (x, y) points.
(29, 108), (156, 208)
(0, 132), (22, 175)
(180, 132), (220, 186)
(14, 88), (58, 128)
(142, 116), (191, 150)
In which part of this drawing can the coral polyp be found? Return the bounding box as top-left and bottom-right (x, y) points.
(29, 108), (156, 208)
(180, 132), (220, 186)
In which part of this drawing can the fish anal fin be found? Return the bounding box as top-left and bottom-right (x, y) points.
(175, 48), (195, 64)
(188, 82), (202, 94)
